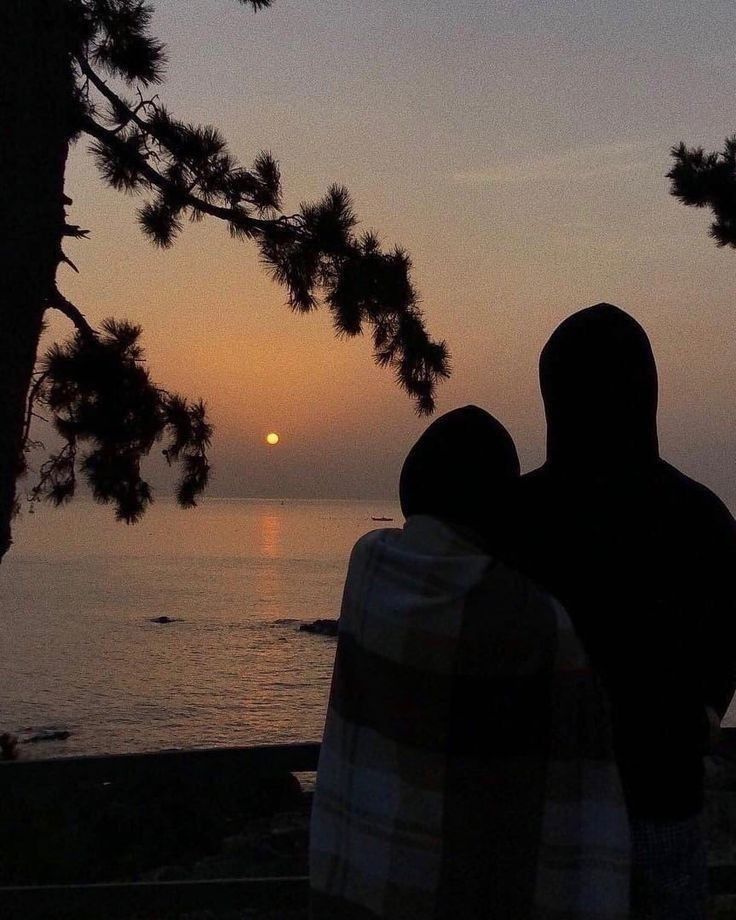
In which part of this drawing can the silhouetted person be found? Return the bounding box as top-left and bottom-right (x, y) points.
(511, 303), (736, 919)
(310, 405), (630, 920)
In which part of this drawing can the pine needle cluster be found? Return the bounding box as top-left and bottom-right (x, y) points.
(33, 321), (211, 523)
(668, 138), (736, 247)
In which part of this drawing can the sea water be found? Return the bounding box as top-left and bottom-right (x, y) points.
(2, 497), (734, 760)
(0, 498), (401, 758)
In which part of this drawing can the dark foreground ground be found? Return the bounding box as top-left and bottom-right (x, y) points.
(4, 738), (736, 919)
(0, 745), (312, 919)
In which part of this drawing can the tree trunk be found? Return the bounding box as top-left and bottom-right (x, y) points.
(0, 1), (76, 561)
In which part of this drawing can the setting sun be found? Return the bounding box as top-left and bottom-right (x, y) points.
(265, 432), (280, 446)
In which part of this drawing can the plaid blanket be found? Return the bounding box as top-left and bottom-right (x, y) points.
(310, 516), (630, 919)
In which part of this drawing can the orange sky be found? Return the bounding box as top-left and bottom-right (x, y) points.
(50, 0), (736, 506)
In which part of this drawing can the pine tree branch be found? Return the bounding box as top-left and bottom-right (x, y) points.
(76, 54), (154, 137)
(47, 288), (97, 340)
(59, 251), (80, 273)
(23, 373), (49, 449)
(81, 114), (291, 236)
(64, 223), (91, 239)
(109, 93), (160, 136)
(72, 45), (448, 414)
(29, 441), (77, 508)
(76, 56), (293, 233)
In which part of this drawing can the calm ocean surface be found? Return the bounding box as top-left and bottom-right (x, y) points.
(3, 497), (734, 759)
(0, 498), (402, 759)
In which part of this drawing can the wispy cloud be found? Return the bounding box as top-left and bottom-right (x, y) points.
(453, 140), (663, 185)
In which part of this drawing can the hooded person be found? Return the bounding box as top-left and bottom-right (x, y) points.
(310, 405), (630, 920)
(511, 303), (736, 919)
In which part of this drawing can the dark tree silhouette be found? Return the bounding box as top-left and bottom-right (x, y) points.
(1, 0), (450, 561)
(668, 138), (736, 247)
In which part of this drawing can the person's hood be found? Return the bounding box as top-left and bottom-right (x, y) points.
(539, 303), (659, 472)
(357, 516), (492, 610)
(399, 404), (519, 530)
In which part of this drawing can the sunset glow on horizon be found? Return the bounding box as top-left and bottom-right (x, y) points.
(53, 0), (736, 508)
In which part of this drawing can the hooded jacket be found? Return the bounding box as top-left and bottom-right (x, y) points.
(512, 303), (736, 819)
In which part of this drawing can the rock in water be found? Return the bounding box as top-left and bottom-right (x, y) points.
(150, 616), (178, 624)
(299, 618), (339, 636)
(20, 729), (70, 744)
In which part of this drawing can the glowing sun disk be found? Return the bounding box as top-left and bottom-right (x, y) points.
(266, 432), (280, 446)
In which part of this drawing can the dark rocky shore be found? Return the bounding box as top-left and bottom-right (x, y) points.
(0, 749), (312, 919)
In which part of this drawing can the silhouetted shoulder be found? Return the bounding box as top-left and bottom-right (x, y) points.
(348, 527), (399, 565)
(517, 465), (553, 506)
(519, 467), (544, 487)
(656, 461), (736, 534)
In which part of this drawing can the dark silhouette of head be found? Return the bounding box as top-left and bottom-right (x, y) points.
(399, 405), (520, 529)
(540, 303), (659, 471)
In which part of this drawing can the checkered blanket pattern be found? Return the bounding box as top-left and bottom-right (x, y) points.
(310, 516), (629, 919)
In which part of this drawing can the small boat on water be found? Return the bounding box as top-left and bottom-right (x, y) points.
(371, 516), (394, 522)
